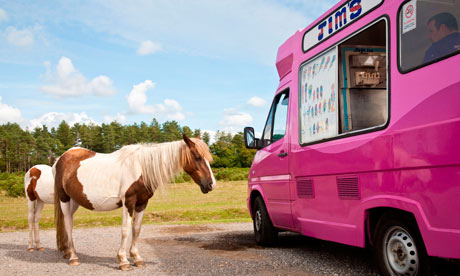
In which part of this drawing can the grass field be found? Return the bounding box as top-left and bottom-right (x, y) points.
(0, 180), (251, 232)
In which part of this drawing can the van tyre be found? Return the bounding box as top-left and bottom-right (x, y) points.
(253, 196), (278, 246)
(374, 212), (432, 276)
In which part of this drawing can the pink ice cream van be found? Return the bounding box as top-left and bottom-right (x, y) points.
(243, 0), (460, 275)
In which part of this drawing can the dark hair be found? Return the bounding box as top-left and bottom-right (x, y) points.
(428, 12), (458, 31)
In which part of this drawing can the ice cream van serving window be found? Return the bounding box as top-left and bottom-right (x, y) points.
(299, 19), (388, 146)
(398, 0), (460, 73)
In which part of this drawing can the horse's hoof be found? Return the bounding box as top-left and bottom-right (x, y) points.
(120, 264), (132, 271)
(69, 259), (80, 266)
(63, 253), (71, 259)
(134, 260), (145, 268)
(28, 248), (34, 252)
(37, 247), (44, 252)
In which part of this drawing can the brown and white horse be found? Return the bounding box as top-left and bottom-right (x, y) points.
(53, 134), (215, 270)
(24, 164), (54, 252)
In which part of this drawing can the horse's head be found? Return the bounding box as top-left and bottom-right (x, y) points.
(181, 134), (216, 193)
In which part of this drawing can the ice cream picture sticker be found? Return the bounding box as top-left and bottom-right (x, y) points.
(300, 48), (338, 143)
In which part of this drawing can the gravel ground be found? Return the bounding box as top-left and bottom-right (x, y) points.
(1, 223), (459, 276)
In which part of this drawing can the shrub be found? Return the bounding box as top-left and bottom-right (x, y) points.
(213, 167), (249, 181)
(0, 172), (25, 197)
(173, 167), (249, 183)
(0, 167), (250, 197)
(174, 172), (191, 183)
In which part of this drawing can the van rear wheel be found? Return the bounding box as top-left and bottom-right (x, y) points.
(373, 213), (431, 276)
(253, 196), (278, 246)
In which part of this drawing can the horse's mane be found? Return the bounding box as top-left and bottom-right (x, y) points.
(118, 138), (212, 193)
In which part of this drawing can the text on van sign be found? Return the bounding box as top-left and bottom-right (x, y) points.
(302, 0), (382, 52)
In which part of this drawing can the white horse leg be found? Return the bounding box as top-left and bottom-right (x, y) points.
(117, 206), (133, 271)
(33, 200), (45, 251)
(130, 210), (145, 267)
(60, 200), (80, 265)
(27, 200), (36, 251)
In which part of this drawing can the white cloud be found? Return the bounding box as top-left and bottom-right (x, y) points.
(103, 112), (126, 124)
(127, 80), (156, 113)
(137, 40), (161, 55)
(41, 56), (116, 97)
(0, 1), (336, 64)
(89, 75), (115, 96)
(0, 97), (100, 130)
(163, 99), (185, 121)
(0, 8), (8, 22)
(126, 80), (185, 121)
(29, 111), (97, 129)
(247, 96), (266, 107)
(58, 0), (326, 64)
(202, 129), (217, 144)
(219, 108), (253, 133)
(0, 96), (23, 124)
(5, 26), (34, 47)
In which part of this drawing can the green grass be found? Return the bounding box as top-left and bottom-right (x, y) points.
(0, 180), (251, 232)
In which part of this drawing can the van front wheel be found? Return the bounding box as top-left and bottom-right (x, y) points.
(253, 196), (278, 246)
(374, 213), (431, 276)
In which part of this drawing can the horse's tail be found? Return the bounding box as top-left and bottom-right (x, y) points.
(53, 160), (68, 253)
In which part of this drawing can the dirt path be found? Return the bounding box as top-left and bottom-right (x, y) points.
(0, 222), (392, 275)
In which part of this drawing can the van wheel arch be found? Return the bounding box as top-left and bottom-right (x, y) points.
(366, 208), (421, 247)
(252, 196), (278, 246)
(368, 209), (431, 276)
(249, 191), (262, 219)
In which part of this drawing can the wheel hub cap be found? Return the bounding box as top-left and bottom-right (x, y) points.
(255, 210), (262, 231)
(384, 227), (418, 276)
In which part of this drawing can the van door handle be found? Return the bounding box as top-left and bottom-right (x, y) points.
(278, 152), (288, 157)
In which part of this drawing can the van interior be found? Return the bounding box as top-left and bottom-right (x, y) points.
(338, 20), (388, 133)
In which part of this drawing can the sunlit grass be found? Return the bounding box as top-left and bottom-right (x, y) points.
(0, 180), (251, 232)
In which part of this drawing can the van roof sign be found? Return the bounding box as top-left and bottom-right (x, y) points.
(302, 0), (383, 53)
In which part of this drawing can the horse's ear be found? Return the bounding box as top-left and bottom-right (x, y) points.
(196, 134), (201, 140)
(183, 134), (195, 149)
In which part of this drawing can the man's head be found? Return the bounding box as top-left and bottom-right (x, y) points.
(427, 12), (458, 43)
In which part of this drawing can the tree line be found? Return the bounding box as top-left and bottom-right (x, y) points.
(0, 120), (256, 173)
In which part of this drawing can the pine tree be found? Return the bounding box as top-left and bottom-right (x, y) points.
(56, 121), (73, 153)
(162, 121), (182, 142)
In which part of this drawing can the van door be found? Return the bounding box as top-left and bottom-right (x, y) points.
(254, 90), (293, 229)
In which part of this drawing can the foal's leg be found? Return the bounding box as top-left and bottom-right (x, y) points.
(60, 200), (80, 265)
(130, 210), (145, 267)
(33, 200), (45, 251)
(118, 206), (133, 271)
(27, 200), (35, 251)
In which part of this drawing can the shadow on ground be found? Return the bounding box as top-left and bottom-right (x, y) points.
(0, 243), (155, 270)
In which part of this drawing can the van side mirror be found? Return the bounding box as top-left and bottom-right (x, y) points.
(244, 127), (261, 149)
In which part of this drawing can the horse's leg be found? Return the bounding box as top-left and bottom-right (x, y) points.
(117, 206), (133, 271)
(27, 200), (35, 252)
(60, 200), (80, 265)
(33, 200), (45, 251)
(130, 210), (145, 267)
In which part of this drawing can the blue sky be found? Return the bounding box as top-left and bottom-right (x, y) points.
(0, 0), (336, 138)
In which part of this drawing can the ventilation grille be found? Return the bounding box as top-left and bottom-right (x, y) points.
(296, 178), (314, 198)
(337, 176), (360, 200)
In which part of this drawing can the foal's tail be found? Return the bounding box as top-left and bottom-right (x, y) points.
(53, 160), (68, 253)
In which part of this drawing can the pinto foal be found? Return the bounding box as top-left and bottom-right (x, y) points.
(24, 164), (54, 252)
(53, 134), (216, 270)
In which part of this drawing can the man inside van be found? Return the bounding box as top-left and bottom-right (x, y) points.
(423, 12), (460, 63)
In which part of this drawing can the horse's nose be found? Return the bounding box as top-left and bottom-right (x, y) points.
(200, 180), (214, 193)
(200, 185), (209, 194)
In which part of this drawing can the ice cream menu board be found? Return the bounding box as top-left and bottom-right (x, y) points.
(300, 48), (338, 144)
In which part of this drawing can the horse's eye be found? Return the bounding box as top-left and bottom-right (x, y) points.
(195, 156), (202, 162)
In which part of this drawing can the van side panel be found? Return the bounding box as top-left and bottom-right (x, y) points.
(249, 0), (460, 260)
